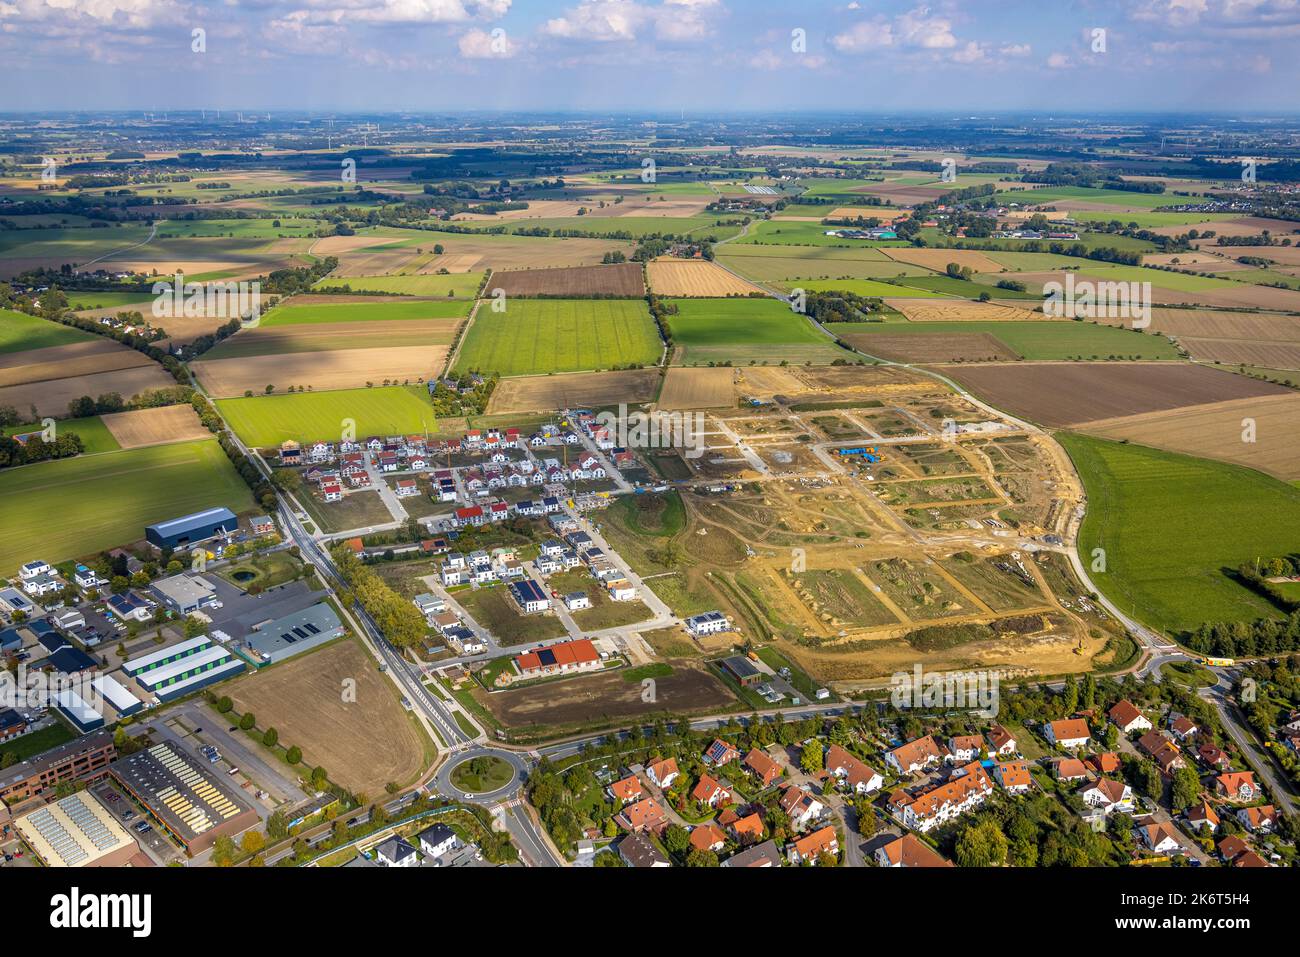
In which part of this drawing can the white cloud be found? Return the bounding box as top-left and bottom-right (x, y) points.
(999, 42), (1031, 56)
(278, 0), (509, 26)
(831, 5), (957, 53)
(830, 18), (893, 51)
(458, 25), (514, 56)
(1046, 51), (1073, 68)
(950, 40), (986, 63)
(541, 0), (717, 43)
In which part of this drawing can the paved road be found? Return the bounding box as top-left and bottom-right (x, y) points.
(1199, 673), (1298, 816)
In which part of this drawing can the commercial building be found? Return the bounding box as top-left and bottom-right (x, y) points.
(514, 638), (601, 679)
(0, 729), (116, 808)
(53, 688), (104, 733)
(720, 655), (762, 688)
(123, 635), (213, 678)
(151, 573), (220, 615)
(242, 603), (344, 667)
(130, 645), (245, 703)
(13, 791), (138, 867)
(92, 673), (144, 718)
(109, 741), (259, 856)
(145, 507), (238, 550)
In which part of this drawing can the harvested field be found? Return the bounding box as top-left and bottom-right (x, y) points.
(100, 405), (210, 449)
(657, 367), (735, 410)
(192, 345), (448, 398)
(0, 364), (175, 418)
(1078, 393), (1300, 481)
(1216, 245), (1300, 267)
(646, 258), (763, 297)
(226, 639), (428, 794)
(201, 319), (461, 360)
(1094, 308), (1300, 341)
(882, 248), (1006, 274)
(0, 339), (153, 387)
(1179, 338), (1300, 370)
(372, 233), (634, 272)
(840, 332), (1019, 363)
(887, 299), (1042, 322)
(489, 262), (644, 298)
(942, 361), (1290, 427)
(474, 661), (735, 733)
(486, 369), (661, 414)
(1138, 284), (1300, 311)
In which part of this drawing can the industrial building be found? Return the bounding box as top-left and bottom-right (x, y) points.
(92, 673), (144, 718)
(123, 635), (213, 678)
(242, 602), (344, 667)
(13, 791), (138, 867)
(53, 687), (105, 733)
(150, 573), (220, 615)
(109, 741), (259, 856)
(131, 645), (245, 703)
(145, 506), (238, 550)
(0, 729), (116, 808)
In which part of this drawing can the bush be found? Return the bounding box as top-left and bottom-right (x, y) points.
(216, 696), (233, 714)
(286, 745), (302, 765)
(239, 713), (255, 731)
(263, 727), (279, 748)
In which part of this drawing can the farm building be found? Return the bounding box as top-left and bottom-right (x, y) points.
(242, 603), (345, 666)
(109, 741), (259, 856)
(150, 573), (220, 615)
(13, 791), (139, 868)
(145, 506), (238, 550)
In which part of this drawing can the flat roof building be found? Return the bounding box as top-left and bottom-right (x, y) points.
(151, 573), (219, 615)
(721, 655), (762, 687)
(93, 673), (144, 717)
(123, 635), (212, 678)
(14, 791), (138, 867)
(131, 645), (245, 703)
(0, 729), (116, 809)
(243, 603), (344, 667)
(145, 507), (238, 550)
(53, 688), (104, 734)
(109, 741), (259, 856)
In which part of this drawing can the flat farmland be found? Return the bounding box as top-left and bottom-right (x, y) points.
(646, 258), (763, 297)
(836, 320), (1177, 361)
(657, 367), (735, 410)
(486, 369), (660, 414)
(453, 299), (660, 377)
(887, 299), (1042, 322)
(1060, 432), (1300, 634)
(783, 278), (940, 298)
(473, 662), (736, 737)
(716, 245), (931, 283)
(882, 248), (1006, 273)
(1094, 308), (1300, 341)
(367, 232), (635, 271)
(489, 262), (643, 297)
(260, 299), (471, 326)
(1179, 338), (1300, 370)
(216, 385), (438, 447)
(0, 363), (176, 419)
(315, 272), (485, 298)
(200, 319), (461, 360)
(943, 362), (1290, 427)
(664, 297), (844, 365)
(100, 405), (210, 449)
(839, 331), (1018, 363)
(226, 638), (429, 794)
(1077, 393), (1300, 481)
(0, 309), (96, 354)
(0, 338), (156, 387)
(0, 439), (255, 572)
(193, 345), (448, 398)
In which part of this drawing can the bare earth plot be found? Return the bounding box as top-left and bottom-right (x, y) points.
(226, 639), (428, 795)
(0, 365), (175, 418)
(201, 319), (461, 359)
(941, 361), (1292, 427)
(489, 262), (644, 297)
(1178, 339), (1300, 370)
(1218, 245), (1300, 267)
(0, 339), (154, 387)
(192, 345), (448, 398)
(657, 367), (736, 410)
(486, 369), (661, 414)
(100, 405), (211, 449)
(1093, 308), (1300, 341)
(647, 258), (764, 297)
(839, 331), (1019, 363)
(886, 299), (1042, 322)
(882, 248), (1006, 274)
(1077, 393), (1300, 481)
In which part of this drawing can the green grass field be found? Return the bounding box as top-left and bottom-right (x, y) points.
(67, 291), (153, 311)
(453, 299), (661, 377)
(1058, 433), (1300, 635)
(0, 439), (255, 573)
(259, 299), (472, 326)
(833, 320), (1179, 360)
(732, 220), (912, 248)
(786, 278), (951, 298)
(993, 185), (1220, 210)
(3, 416), (120, 454)
(314, 272), (485, 298)
(0, 308), (96, 354)
(217, 385), (439, 447)
(1071, 263), (1240, 292)
(461, 216), (741, 240)
(665, 296), (845, 365)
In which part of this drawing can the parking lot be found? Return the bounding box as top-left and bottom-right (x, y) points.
(89, 780), (185, 865)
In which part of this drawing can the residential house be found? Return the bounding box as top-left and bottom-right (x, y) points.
(704, 738), (741, 767)
(609, 775), (644, 806)
(779, 785), (825, 831)
(885, 735), (946, 776)
(1109, 700), (1152, 734)
(563, 592), (590, 611)
(787, 826), (838, 865)
(1186, 801), (1220, 834)
(1044, 718), (1092, 750)
(1170, 715), (1199, 742)
(1087, 752), (1122, 777)
(418, 823), (458, 860)
(721, 839), (782, 868)
(617, 797), (669, 833)
(986, 724), (1017, 756)
(1053, 758), (1091, 782)
(948, 734), (984, 763)
(992, 760), (1033, 794)
(513, 638), (600, 679)
(1198, 744), (1232, 771)
(824, 744), (883, 795)
(891, 762), (994, 833)
(1216, 771), (1258, 801)
(619, 832), (670, 868)
(374, 836), (419, 868)
(691, 774), (732, 809)
(646, 757), (679, 790)
(689, 824), (727, 854)
(1138, 822), (1184, 856)
(875, 834), (953, 868)
(1238, 805), (1277, 833)
(1079, 778), (1135, 815)
(743, 748), (782, 787)
(729, 812), (765, 845)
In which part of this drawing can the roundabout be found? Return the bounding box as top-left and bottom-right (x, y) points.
(435, 747), (529, 803)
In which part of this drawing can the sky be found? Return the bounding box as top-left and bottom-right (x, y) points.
(3, 0), (1300, 113)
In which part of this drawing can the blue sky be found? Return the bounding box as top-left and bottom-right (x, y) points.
(4, 0), (1300, 112)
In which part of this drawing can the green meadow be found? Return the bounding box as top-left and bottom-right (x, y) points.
(664, 297), (844, 365)
(217, 386), (439, 447)
(3, 416), (120, 454)
(260, 299), (472, 326)
(315, 272), (485, 298)
(833, 320), (1180, 361)
(0, 309), (96, 354)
